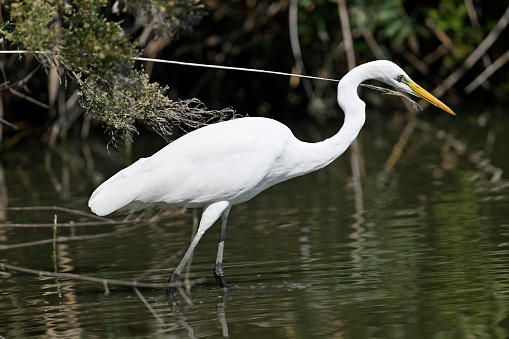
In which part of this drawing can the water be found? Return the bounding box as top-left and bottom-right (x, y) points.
(1, 105), (509, 338)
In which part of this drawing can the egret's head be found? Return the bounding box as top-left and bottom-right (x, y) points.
(376, 61), (455, 116)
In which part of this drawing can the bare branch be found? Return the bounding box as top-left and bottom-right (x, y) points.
(432, 5), (509, 98)
(1, 206), (116, 223)
(0, 223), (145, 250)
(0, 262), (205, 290)
(134, 287), (166, 325)
(464, 49), (509, 94)
(289, 0), (314, 97)
(0, 116), (18, 129)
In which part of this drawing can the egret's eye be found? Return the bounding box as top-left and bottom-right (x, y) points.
(397, 74), (405, 82)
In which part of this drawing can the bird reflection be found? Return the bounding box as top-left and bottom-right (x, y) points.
(167, 290), (230, 338)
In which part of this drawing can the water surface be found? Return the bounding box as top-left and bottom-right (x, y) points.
(1, 105), (509, 338)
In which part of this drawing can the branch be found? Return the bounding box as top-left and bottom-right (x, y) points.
(337, 0), (356, 70)
(288, 0), (314, 96)
(0, 262), (205, 290)
(0, 205), (118, 223)
(432, 5), (509, 98)
(464, 49), (509, 94)
(0, 223), (145, 250)
(0, 116), (17, 129)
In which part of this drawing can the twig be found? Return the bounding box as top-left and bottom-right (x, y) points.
(0, 222), (145, 250)
(401, 50), (429, 75)
(337, 0), (356, 71)
(0, 64), (43, 91)
(0, 262), (206, 289)
(0, 116), (17, 129)
(0, 220), (138, 228)
(8, 88), (50, 109)
(177, 286), (194, 306)
(464, 49), (509, 94)
(359, 28), (386, 60)
(464, 0), (492, 69)
(432, 5), (509, 98)
(424, 17), (454, 50)
(377, 116), (418, 189)
(134, 287), (166, 325)
(422, 45), (448, 66)
(289, 0), (314, 97)
(1, 206), (119, 222)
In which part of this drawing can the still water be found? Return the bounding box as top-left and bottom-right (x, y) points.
(1, 104), (509, 338)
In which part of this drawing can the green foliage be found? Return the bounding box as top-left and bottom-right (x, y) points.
(425, 0), (481, 64)
(0, 0), (231, 146)
(5, 0), (136, 77)
(349, 0), (484, 64)
(352, 0), (415, 46)
(376, 1), (414, 45)
(77, 69), (236, 147)
(0, 20), (15, 40)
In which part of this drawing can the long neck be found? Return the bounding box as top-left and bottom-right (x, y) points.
(286, 65), (369, 178)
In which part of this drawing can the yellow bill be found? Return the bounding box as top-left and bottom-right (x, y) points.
(407, 80), (456, 116)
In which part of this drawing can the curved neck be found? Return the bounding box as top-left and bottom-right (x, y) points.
(286, 64), (369, 178)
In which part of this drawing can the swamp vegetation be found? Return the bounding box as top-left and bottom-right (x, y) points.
(1, 1), (509, 337)
(0, 0), (507, 146)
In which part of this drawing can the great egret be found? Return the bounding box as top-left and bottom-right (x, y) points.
(89, 60), (455, 295)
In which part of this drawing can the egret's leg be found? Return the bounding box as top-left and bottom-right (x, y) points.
(214, 206), (231, 289)
(183, 208), (199, 294)
(167, 201), (230, 296)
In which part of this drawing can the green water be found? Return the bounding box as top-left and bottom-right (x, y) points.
(1, 105), (508, 338)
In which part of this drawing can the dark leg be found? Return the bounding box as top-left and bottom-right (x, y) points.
(166, 227), (207, 297)
(214, 263), (228, 289)
(214, 206), (231, 289)
(166, 201), (230, 297)
(183, 208), (200, 294)
(166, 272), (181, 297)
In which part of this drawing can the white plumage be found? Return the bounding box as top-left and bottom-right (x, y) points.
(88, 60), (455, 294)
(90, 118), (295, 215)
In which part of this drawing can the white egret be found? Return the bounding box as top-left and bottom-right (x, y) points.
(88, 60), (455, 295)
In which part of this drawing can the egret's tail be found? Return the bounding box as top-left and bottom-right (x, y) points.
(88, 159), (147, 216)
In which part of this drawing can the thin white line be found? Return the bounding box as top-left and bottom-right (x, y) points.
(131, 57), (339, 82)
(0, 50), (340, 82)
(0, 50), (51, 54)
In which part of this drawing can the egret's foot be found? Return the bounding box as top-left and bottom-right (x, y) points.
(166, 272), (180, 297)
(214, 263), (229, 290)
